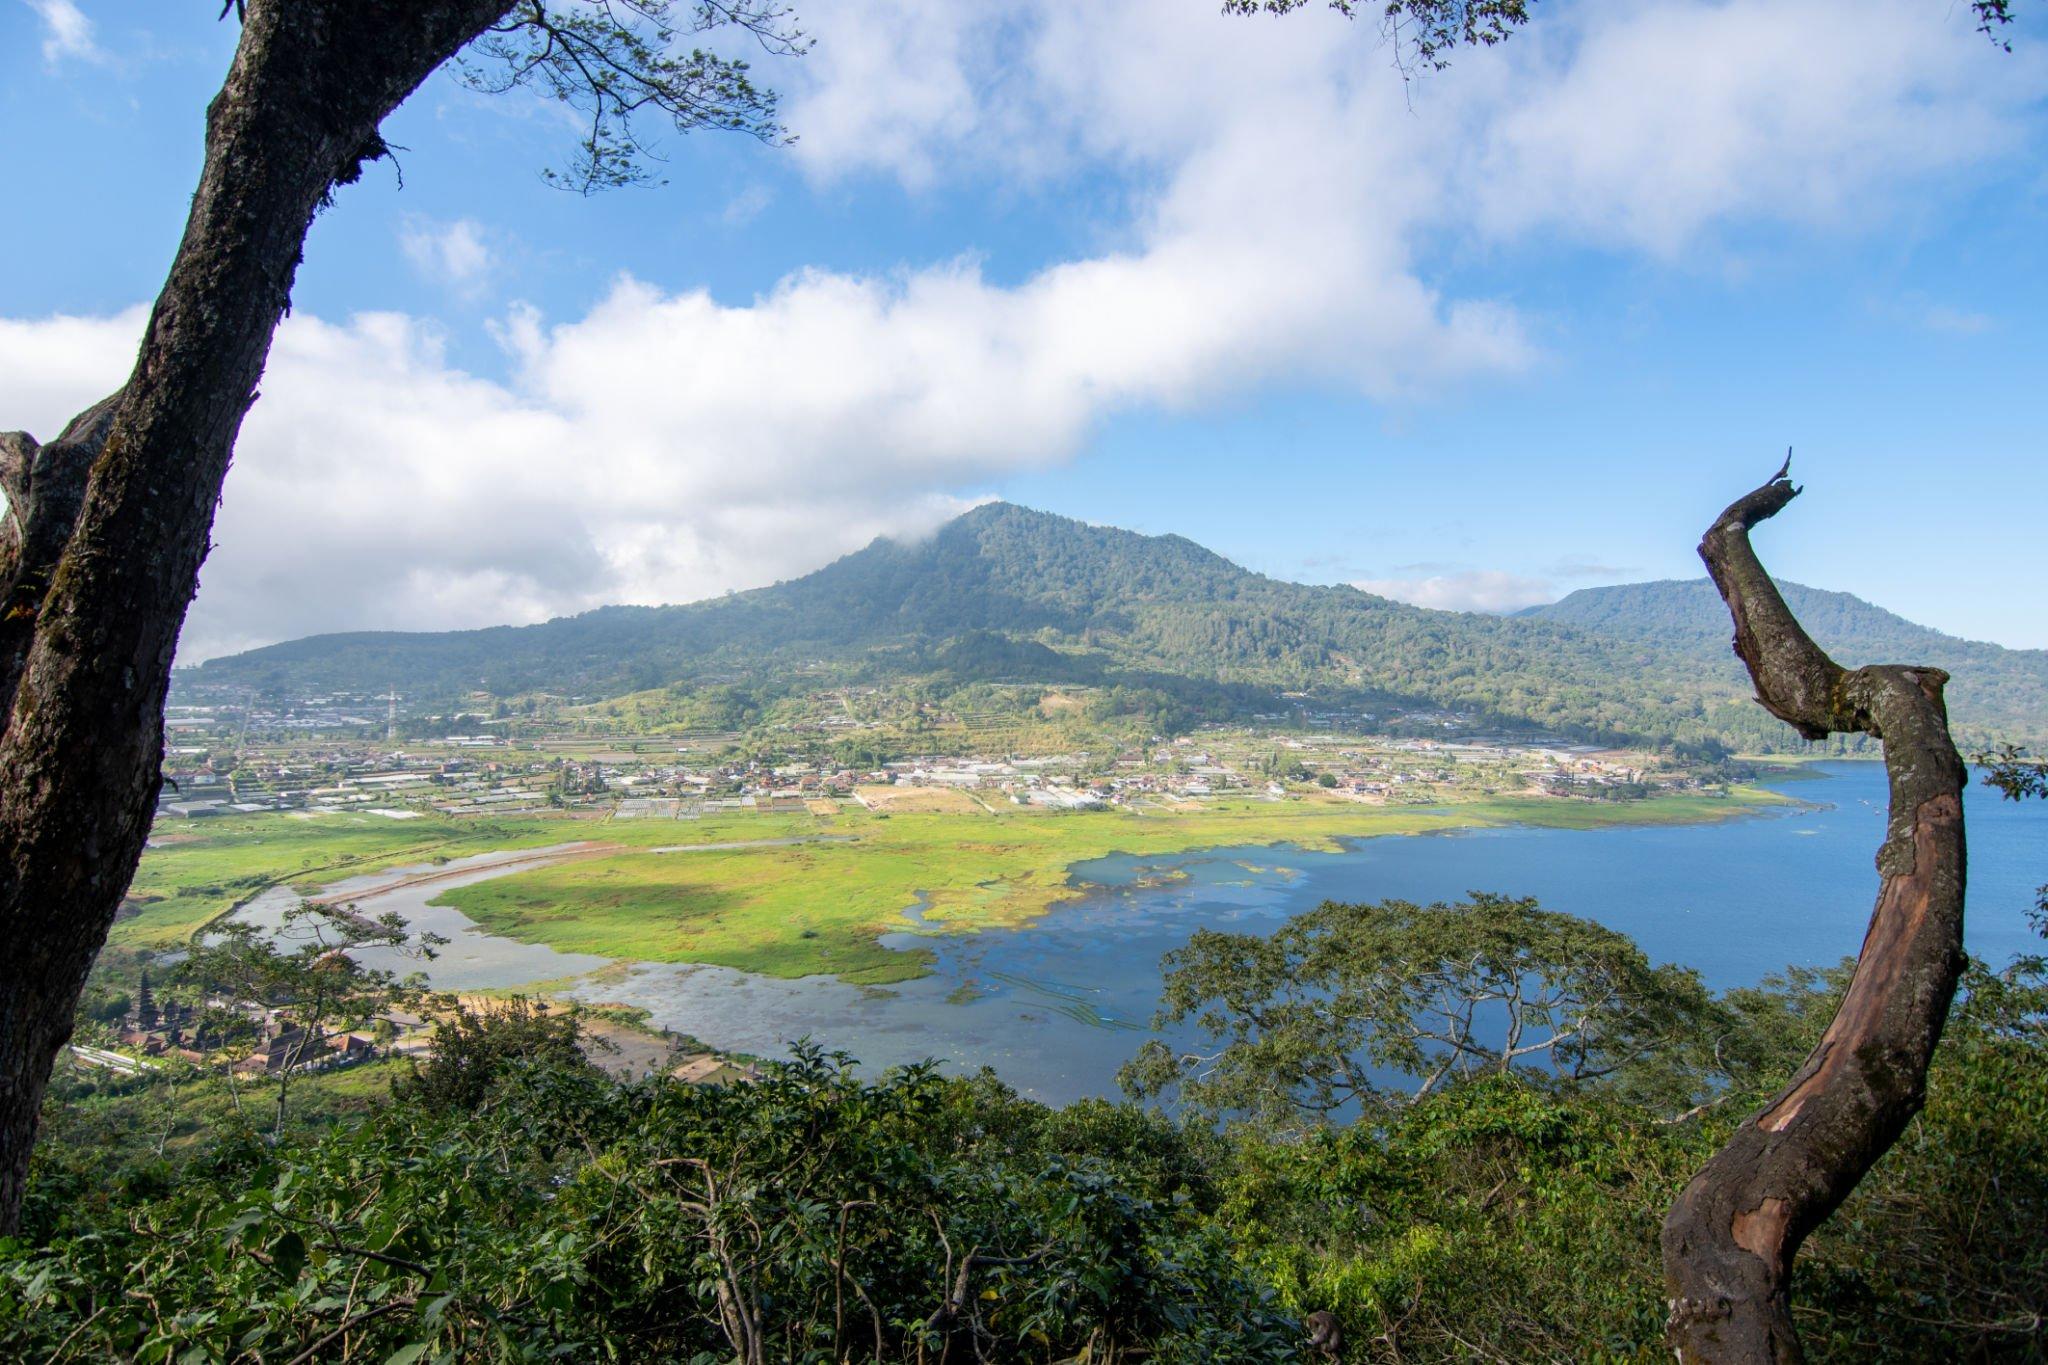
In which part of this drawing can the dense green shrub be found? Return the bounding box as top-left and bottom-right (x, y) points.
(8, 912), (2044, 1361)
(1, 1047), (1293, 1363)
(1213, 1078), (1713, 1360)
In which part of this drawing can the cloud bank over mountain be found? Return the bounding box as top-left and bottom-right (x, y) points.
(1, 0), (2035, 659)
(1353, 571), (1559, 615)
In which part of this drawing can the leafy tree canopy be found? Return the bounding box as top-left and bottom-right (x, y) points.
(1119, 893), (1719, 1129)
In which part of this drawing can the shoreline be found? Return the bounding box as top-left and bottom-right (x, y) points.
(139, 779), (1801, 1005)
(433, 782), (1796, 988)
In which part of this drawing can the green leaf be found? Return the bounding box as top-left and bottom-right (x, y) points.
(269, 1231), (306, 1284)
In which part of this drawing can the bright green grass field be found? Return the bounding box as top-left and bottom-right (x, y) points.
(118, 810), (817, 950)
(437, 788), (1786, 986)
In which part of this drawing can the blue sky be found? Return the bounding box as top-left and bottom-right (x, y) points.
(2, 0), (2045, 659)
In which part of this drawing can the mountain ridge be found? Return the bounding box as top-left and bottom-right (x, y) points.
(1519, 577), (2048, 739)
(1523, 577), (2034, 657)
(192, 503), (2046, 749)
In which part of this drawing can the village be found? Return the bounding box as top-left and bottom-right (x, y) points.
(153, 729), (1681, 822)
(71, 968), (753, 1093)
(155, 682), (1708, 826)
(74, 968), (427, 1079)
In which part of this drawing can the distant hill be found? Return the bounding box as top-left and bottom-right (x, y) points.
(1520, 579), (2048, 743)
(192, 504), (2044, 751)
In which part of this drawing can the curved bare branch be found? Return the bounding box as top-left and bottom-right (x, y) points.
(1662, 461), (1968, 1362)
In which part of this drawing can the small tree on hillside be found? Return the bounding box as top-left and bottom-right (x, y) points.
(177, 902), (444, 1138)
(393, 995), (602, 1116)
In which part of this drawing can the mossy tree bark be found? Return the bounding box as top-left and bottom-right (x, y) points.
(1661, 463), (1968, 1361)
(0, 0), (516, 1235)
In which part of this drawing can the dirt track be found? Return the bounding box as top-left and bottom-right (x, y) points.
(307, 842), (620, 906)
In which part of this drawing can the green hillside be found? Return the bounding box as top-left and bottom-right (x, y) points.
(1523, 579), (2048, 743)
(191, 504), (2044, 750)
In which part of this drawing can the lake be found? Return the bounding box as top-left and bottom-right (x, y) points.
(557, 761), (2046, 1102)
(249, 762), (2046, 1105)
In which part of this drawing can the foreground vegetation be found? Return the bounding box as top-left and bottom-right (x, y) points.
(8, 929), (2044, 1363)
(34, 757), (2030, 1361)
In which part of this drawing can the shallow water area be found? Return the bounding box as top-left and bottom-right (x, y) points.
(567, 763), (2045, 1101)
(250, 764), (2046, 1104)
(231, 843), (611, 991)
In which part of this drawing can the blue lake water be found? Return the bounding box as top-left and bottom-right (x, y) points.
(561, 762), (2046, 1104)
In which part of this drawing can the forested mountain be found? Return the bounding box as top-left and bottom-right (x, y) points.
(1522, 579), (2048, 743)
(193, 504), (2044, 750)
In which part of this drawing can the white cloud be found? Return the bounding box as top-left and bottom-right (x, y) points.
(1922, 304), (1994, 335)
(399, 218), (495, 299)
(781, 0), (2036, 254)
(1459, 0), (2039, 255)
(0, 245), (1520, 661)
(780, 0), (1001, 190)
(0, 305), (146, 431)
(721, 183), (775, 226)
(1354, 571), (1558, 615)
(0, 300), (992, 660)
(1, 0), (2035, 660)
(24, 0), (102, 65)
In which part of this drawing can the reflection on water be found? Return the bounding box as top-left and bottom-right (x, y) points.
(240, 764), (2046, 1106)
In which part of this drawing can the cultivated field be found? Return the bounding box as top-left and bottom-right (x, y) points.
(851, 784), (986, 814)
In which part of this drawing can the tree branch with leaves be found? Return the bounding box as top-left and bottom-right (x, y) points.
(460, 0), (807, 192)
(177, 902), (444, 1138)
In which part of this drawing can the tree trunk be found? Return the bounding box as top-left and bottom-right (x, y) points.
(1, 393), (123, 723)
(1661, 462), (1968, 1362)
(0, 0), (513, 1235)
